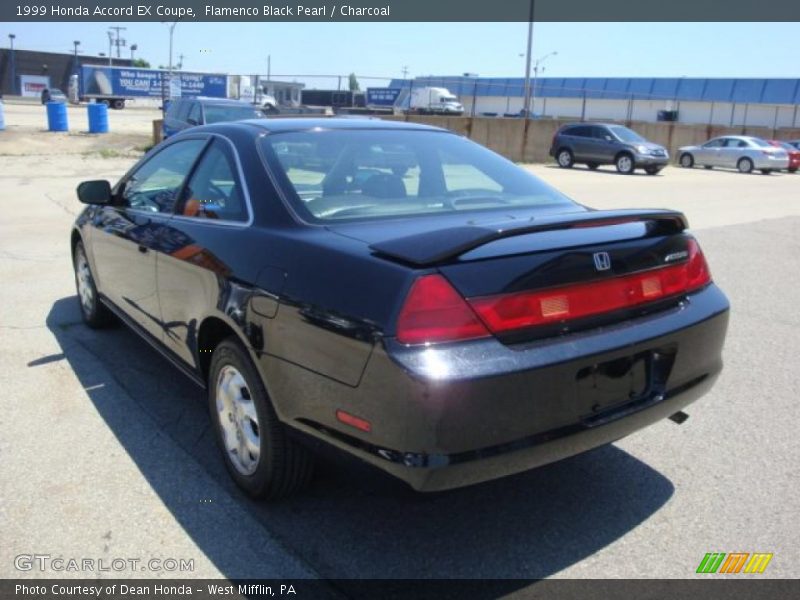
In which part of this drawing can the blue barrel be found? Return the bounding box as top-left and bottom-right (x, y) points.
(46, 102), (69, 132)
(0, 101), (5, 131)
(87, 102), (109, 134)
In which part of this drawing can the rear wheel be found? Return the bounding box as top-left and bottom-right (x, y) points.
(111, 99), (125, 110)
(789, 167), (798, 173)
(704, 165), (714, 170)
(615, 153), (635, 174)
(586, 162), (599, 170)
(760, 169), (772, 175)
(737, 157), (754, 173)
(644, 166), (662, 175)
(556, 148), (574, 168)
(679, 153), (694, 168)
(73, 241), (113, 328)
(209, 338), (314, 500)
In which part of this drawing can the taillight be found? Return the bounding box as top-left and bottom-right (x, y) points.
(396, 274), (490, 345)
(469, 239), (711, 335)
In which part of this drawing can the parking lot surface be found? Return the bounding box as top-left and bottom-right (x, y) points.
(1, 107), (798, 586)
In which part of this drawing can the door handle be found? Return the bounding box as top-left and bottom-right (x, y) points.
(138, 245), (148, 254)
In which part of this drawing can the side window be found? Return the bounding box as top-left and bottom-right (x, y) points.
(187, 102), (201, 125)
(591, 126), (610, 140)
(439, 149), (502, 194)
(179, 140), (249, 222)
(704, 138), (724, 148)
(737, 140), (750, 148)
(176, 101), (191, 121)
(120, 139), (207, 213)
(567, 126), (589, 138)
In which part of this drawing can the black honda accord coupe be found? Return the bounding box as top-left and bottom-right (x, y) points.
(71, 118), (729, 498)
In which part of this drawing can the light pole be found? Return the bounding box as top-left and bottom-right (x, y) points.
(72, 40), (80, 77)
(521, 1), (534, 118)
(107, 31), (113, 65)
(530, 51), (557, 116)
(163, 22), (179, 101)
(9, 34), (16, 95)
(130, 44), (137, 61)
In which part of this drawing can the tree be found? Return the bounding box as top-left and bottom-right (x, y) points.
(348, 73), (360, 92)
(132, 58), (151, 68)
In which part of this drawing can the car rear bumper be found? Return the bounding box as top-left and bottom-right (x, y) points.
(286, 285), (729, 492)
(754, 156), (790, 169)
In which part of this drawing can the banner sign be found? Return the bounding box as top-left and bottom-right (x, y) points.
(80, 66), (226, 99)
(366, 88), (401, 106)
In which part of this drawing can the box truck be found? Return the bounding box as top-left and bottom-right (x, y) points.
(69, 65), (227, 109)
(408, 87), (464, 115)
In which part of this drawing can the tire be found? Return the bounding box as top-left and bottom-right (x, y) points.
(704, 165), (714, 170)
(760, 169), (772, 175)
(789, 167), (798, 173)
(737, 157), (754, 173)
(615, 153), (635, 174)
(644, 166), (662, 175)
(679, 153), (694, 168)
(209, 338), (314, 500)
(556, 148), (574, 168)
(112, 99), (125, 110)
(586, 162), (599, 170)
(99, 99), (111, 107)
(73, 241), (114, 328)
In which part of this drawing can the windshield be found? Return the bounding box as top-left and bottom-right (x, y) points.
(608, 126), (645, 143)
(441, 96), (458, 103)
(203, 104), (262, 124)
(261, 129), (576, 222)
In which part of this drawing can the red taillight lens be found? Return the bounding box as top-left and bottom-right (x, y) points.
(469, 239), (711, 335)
(396, 274), (490, 345)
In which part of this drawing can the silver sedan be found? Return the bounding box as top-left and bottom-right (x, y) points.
(678, 136), (789, 174)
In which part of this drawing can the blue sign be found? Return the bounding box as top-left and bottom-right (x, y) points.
(80, 66), (227, 99)
(366, 87), (401, 107)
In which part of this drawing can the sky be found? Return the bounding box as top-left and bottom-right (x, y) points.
(2, 22), (799, 89)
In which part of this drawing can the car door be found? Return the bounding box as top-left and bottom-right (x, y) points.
(156, 137), (251, 365)
(721, 138), (748, 168)
(588, 126), (615, 163)
(90, 138), (209, 339)
(696, 137), (725, 166)
(565, 126), (592, 161)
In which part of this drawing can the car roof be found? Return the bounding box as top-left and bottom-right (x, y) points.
(181, 97), (255, 106)
(198, 117), (448, 134)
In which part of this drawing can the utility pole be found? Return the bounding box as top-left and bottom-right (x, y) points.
(73, 40), (80, 76)
(108, 26), (127, 58)
(8, 34), (16, 95)
(521, 0), (534, 117)
(401, 65), (409, 79)
(107, 31), (113, 65)
(177, 53), (185, 70)
(130, 44), (137, 60)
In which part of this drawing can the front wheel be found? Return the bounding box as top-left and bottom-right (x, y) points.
(737, 157), (754, 173)
(209, 338), (314, 500)
(679, 153), (694, 168)
(586, 162), (599, 170)
(73, 241), (114, 328)
(615, 153), (635, 174)
(644, 166), (662, 175)
(556, 148), (574, 168)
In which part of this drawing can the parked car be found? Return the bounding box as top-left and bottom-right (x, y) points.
(785, 140), (800, 150)
(678, 136), (789, 174)
(767, 140), (800, 173)
(549, 122), (669, 175)
(162, 97), (263, 138)
(71, 119), (729, 499)
(41, 88), (67, 104)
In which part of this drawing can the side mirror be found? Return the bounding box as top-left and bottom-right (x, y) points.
(77, 180), (112, 205)
(187, 118), (198, 126)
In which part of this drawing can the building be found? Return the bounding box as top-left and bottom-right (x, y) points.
(390, 76), (800, 128)
(260, 79), (304, 107)
(0, 48), (132, 97)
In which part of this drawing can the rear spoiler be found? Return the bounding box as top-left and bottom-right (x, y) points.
(369, 209), (688, 267)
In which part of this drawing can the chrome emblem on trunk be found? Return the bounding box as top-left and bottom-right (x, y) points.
(593, 252), (611, 271)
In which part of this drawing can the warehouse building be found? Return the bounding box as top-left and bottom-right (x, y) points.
(390, 76), (800, 128)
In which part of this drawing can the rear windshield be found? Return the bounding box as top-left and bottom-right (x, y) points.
(203, 104), (262, 124)
(747, 138), (772, 148)
(260, 129), (575, 221)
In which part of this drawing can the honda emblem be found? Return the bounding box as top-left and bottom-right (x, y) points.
(593, 252), (612, 271)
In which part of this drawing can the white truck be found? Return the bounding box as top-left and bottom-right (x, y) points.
(408, 86), (464, 116)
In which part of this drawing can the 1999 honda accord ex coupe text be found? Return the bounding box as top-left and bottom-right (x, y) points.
(71, 118), (729, 499)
